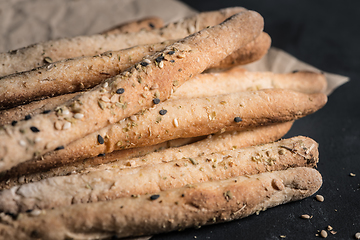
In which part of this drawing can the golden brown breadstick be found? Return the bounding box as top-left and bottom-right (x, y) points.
(1, 88), (324, 180)
(0, 66), (326, 126)
(0, 40), (175, 109)
(210, 31), (271, 69)
(0, 10), (264, 172)
(0, 122), (292, 189)
(100, 16), (164, 35)
(0, 93), (78, 126)
(171, 67), (327, 100)
(0, 136), (319, 214)
(0, 167), (322, 240)
(0, 32), (270, 109)
(0, 7), (246, 77)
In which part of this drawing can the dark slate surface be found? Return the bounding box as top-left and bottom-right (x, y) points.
(152, 1), (360, 239)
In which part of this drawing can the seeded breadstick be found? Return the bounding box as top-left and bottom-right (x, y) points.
(100, 16), (164, 35)
(0, 167), (322, 239)
(0, 10), (264, 172)
(0, 32), (270, 109)
(210, 31), (271, 69)
(171, 67), (328, 100)
(0, 136), (319, 214)
(0, 40), (175, 109)
(0, 66), (326, 126)
(0, 122), (292, 189)
(0, 93), (78, 126)
(0, 88), (324, 180)
(0, 7), (246, 77)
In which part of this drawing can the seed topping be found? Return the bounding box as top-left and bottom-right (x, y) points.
(97, 135), (105, 144)
(30, 127), (40, 133)
(114, 88), (125, 95)
(150, 194), (160, 200)
(159, 109), (167, 115)
(153, 98), (160, 104)
(24, 114), (32, 120)
(11, 121), (17, 126)
(234, 117), (242, 123)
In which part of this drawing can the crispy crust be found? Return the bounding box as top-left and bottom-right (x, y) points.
(0, 10), (264, 172)
(0, 122), (293, 189)
(0, 167), (322, 239)
(0, 136), (319, 214)
(0, 88), (325, 180)
(0, 67), (327, 125)
(0, 7), (246, 77)
(171, 67), (327, 100)
(210, 32), (271, 69)
(100, 16), (164, 35)
(0, 40), (175, 109)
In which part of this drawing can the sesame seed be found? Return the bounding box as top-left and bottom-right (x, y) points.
(153, 98), (160, 104)
(63, 109), (70, 115)
(110, 94), (119, 103)
(101, 96), (111, 103)
(29, 209), (42, 216)
(130, 115), (137, 121)
(320, 230), (328, 238)
(173, 118), (179, 127)
(300, 214), (311, 219)
(159, 109), (167, 115)
(155, 56), (164, 63)
(158, 61), (164, 68)
(63, 122), (71, 130)
(150, 194), (160, 200)
(54, 121), (62, 130)
(30, 126), (40, 133)
(97, 135), (105, 144)
(355, 232), (360, 239)
(116, 88), (125, 94)
(97, 153), (105, 157)
(55, 146), (65, 151)
(168, 51), (175, 55)
(73, 113), (84, 119)
(24, 114), (32, 120)
(42, 110), (51, 114)
(140, 61), (149, 67)
(143, 59), (151, 64)
(19, 140), (26, 147)
(316, 195), (324, 202)
(292, 70), (299, 73)
(11, 120), (17, 126)
(177, 53), (185, 58)
(350, 173), (356, 177)
(234, 117), (242, 123)
(34, 137), (42, 143)
(170, 60), (175, 63)
(103, 82), (108, 88)
(149, 23), (155, 29)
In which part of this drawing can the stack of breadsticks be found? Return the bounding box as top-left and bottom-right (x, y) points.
(0, 7), (327, 239)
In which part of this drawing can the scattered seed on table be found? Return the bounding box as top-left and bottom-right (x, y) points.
(316, 195), (324, 202)
(320, 230), (327, 238)
(355, 232), (360, 239)
(300, 214), (311, 219)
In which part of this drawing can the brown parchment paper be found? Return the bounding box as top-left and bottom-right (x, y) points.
(0, 0), (348, 239)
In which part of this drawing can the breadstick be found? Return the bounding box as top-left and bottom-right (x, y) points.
(0, 167), (322, 239)
(0, 32), (270, 109)
(0, 40), (175, 109)
(1, 88), (325, 179)
(100, 16), (164, 35)
(0, 93), (77, 126)
(171, 67), (327, 100)
(210, 31), (271, 69)
(0, 66), (326, 125)
(0, 122), (292, 189)
(0, 136), (319, 214)
(0, 7), (246, 77)
(0, 10), (264, 172)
